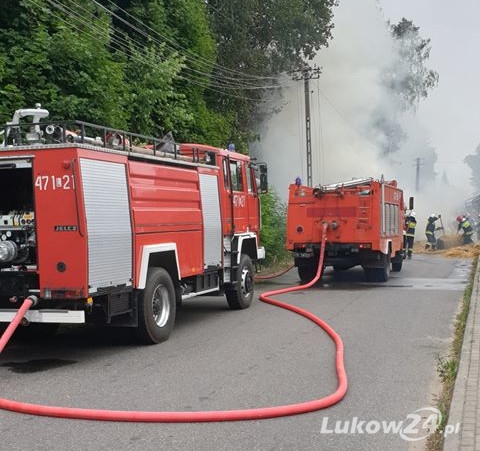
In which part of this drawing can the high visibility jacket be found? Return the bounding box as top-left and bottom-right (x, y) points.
(405, 217), (417, 237)
(459, 220), (474, 236)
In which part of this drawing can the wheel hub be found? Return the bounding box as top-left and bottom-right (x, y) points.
(152, 285), (170, 327)
(240, 267), (253, 296)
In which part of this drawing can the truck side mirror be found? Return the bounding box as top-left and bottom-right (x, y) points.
(258, 163), (268, 194)
(409, 197), (414, 210)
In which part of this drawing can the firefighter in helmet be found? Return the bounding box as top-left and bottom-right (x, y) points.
(457, 215), (474, 245)
(403, 211), (417, 259)
(425, 213), (441, 250)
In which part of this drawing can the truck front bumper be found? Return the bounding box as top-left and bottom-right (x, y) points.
(0, 309), (85, 324)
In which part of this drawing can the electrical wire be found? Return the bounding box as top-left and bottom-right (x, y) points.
(26, 0), (272, 104)
(254, 264), (294, 280)
(24, 0), (383, 152)
(24, 0), (294, 102)
(23, 0), (382, 148)
(90, 0), (292, 90)
(97, 0), (287, 83)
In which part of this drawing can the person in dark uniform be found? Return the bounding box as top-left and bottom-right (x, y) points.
(403, 211), (417, 259)
(425, 214), (441, 250)
(457, 215), (474, 245)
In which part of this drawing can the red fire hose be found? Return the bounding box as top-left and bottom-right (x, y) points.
(0, 295), (38, 353)
(254, 264), (295, 280)
(0, 223), (347, 422)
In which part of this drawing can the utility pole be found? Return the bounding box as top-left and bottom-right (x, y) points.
(415, 157), (424, 192)
(292, 66), (321, 187)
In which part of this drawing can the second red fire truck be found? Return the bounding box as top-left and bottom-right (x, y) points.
(286, 177), (411, 283)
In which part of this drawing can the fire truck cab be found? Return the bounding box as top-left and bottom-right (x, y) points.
(0, 105), (267, 344)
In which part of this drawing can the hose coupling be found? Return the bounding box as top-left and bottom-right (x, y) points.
(26, 295), (39, 307)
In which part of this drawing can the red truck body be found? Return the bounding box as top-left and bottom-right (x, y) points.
(0, 107), (267, 343)
(286, 178), (406, 282)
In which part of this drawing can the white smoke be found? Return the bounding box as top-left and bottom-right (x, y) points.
(251, 0), (470, 230)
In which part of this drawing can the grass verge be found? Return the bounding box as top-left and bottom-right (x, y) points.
(426, 257), (477, 450)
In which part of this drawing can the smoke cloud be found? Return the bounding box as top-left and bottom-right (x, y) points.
(251, 0), (470, 233)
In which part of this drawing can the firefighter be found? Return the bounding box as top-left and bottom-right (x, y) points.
(403, 211), (417, 259)
(425, 214), (441, 250)
(457, 215), (474, 245)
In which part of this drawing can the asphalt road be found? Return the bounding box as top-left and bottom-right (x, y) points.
(0, 254), (471, 451)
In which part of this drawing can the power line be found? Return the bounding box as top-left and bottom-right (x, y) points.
(95, 0), (289, 85)
(26, 0), (294, 101)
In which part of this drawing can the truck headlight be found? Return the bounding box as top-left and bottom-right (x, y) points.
(0, 240), (17, 263)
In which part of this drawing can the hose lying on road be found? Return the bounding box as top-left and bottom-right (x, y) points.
(254, 264), (295, 280)
(0, 223), (347, 422)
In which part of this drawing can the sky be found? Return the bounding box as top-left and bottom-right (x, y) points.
(252, 0), (479, 225)
(378, 0), (480, 196)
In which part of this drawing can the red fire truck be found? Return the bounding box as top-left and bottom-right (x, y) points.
(0, 105), (268, 343)
(286, 177), (411, 283)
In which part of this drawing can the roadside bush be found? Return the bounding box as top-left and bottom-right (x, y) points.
(259, 188), (291, 267)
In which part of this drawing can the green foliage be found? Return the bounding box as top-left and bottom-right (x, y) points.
(259, 188), (291, 266)
(205, 0), (336, 144)
(389, 18), (439, 111)
(47, 22), (128, 127)
(126, 45), (192, 136)
(208, 0), (335, 74)
(435, 354), (458, 384)
(114, 0), (221, 142)
(0, 0), (337, 145)
(426, 258), (476, 451)
(0, 0), (128, 126)
(372, 18), (439, 157)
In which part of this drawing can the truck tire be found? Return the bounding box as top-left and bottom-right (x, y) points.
(391, 251), (403, 272)
(226, 254), (254, 310)
(391, 261), (402, 272)
(136, 268), (176, 344)
(298, 264), (322, 284)
(364, 254), (390, 282)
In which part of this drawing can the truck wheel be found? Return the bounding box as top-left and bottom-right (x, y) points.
(136, 268), (176, 344)
(391, 261), (403, 272)
(364, 254), (390, 282)
(381, 254), (391, 281)
(391, 251), (403, 272)
(226, 254), (254, 310)
(298, 264), (322, 283)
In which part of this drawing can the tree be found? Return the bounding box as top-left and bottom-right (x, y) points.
(0, 0), (337, 150)
(205, 0), (336, 147)
(464, 144), (480, 192)
(372, 18), (439, 158)
(388, 18), (439, 111)
(207, 0), (335, 74)
(0, 0), (223, 140)
(0, 0), (128, 126)
(108, 0), (232, 144)
(125, 45), (192, 137)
